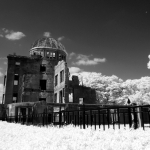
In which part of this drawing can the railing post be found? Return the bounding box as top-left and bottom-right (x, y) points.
(128, 107), (132, 128)
(5, 113), (7, 122)
(42, 112), (45, 126)
(137, 106), (142, 128)
(133, 107), (138, 129)
(78, 110), (80, 126)
(32, 112), (34, 125)
(90, 109), (92, 127)
(51, 113), (53, 124)
(83, 104), (85, 129)
(117, 108), (120, 129)
(15, 114), (18, 123)
(98, 108), (101, 129)
(141, 106), (145, 130)
(59, 110), (62, 128)
(107, 109), (110, 129)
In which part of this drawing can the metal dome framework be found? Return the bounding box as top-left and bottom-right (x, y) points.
(31, 37), (66, 53)
(29, 37), (67, 61)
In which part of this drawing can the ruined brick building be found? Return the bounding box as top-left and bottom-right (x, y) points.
(2, 37), (69, 104)
(2, 37), (97, 108)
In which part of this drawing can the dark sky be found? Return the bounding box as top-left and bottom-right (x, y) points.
(0, 0), (150, 84)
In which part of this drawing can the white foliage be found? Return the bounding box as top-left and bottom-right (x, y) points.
(71, 72), (150, 105)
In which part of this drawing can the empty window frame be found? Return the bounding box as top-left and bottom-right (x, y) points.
(55, 75), (58, 86)
(59, 90), (63, 103)
(69, 93), (73, 103)
(39, 98), (46, 101)
(40, 51), (44, 57)
(40, 64), (46, 72)
(14, 74), (19, 85)
(40, 80), (46, 90)
(13, 93), (18, 103)
(46, 52), (50, 58)
(50, 52), (53, 59)
(79, 98), (84, 104)
(53, 53), (55, 58)
(54, 93), (57, 103)
(59, 54), (62, 60)
(49, 52), (56, 59)
(60, 70), (64, 83)
(15, 62), (20, 66)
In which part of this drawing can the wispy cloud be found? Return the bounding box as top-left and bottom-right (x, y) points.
(58, 36), (65, 41)
(68, 52), (76, 60)
(43, 32), (51, 37)
(5, 32), (25, 40)
(69, 67), (83, 74)
(0, 57), (7, 60)
(72, 54), (106, 66)
(4, 62), (7, 65)
(0, 28), (25, 40)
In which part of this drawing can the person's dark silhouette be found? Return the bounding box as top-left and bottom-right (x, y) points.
(127, 98), (131, 105)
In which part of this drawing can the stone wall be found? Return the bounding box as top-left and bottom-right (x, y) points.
(4, 54), (59, 104)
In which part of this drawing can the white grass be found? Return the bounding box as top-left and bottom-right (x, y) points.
(0, 121), (150, 150)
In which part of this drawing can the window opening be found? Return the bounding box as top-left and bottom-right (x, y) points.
(41, 51), (44, 57)
(14, 74), (19, 80)
(40, 80), (46, 90)
(59, 54), (62, 60)
(59, 90), (63, 103)
(15, 62), (20, 65)
(40, 65), (46, 72)
(14, 74), (19, 85)
(60, 70), (64, 83)
(13, 93), (18, 103)
(69, 93), (73, 103)
(50, 52), (53, 59)
(79, 98), (84, 104)
(46, 52), (50, 58)
(55, 75), (58, 86)
(54, 93), (57, 103)
(14, 80), (18, 85)
(53, 53), (55, 58)
(39, 98), (46, 101)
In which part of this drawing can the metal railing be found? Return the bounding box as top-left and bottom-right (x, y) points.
(1, 105), (150, 130)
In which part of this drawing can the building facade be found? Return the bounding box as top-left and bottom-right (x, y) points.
(2, 37), (69, 104)
(2, 36), (99, 109)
